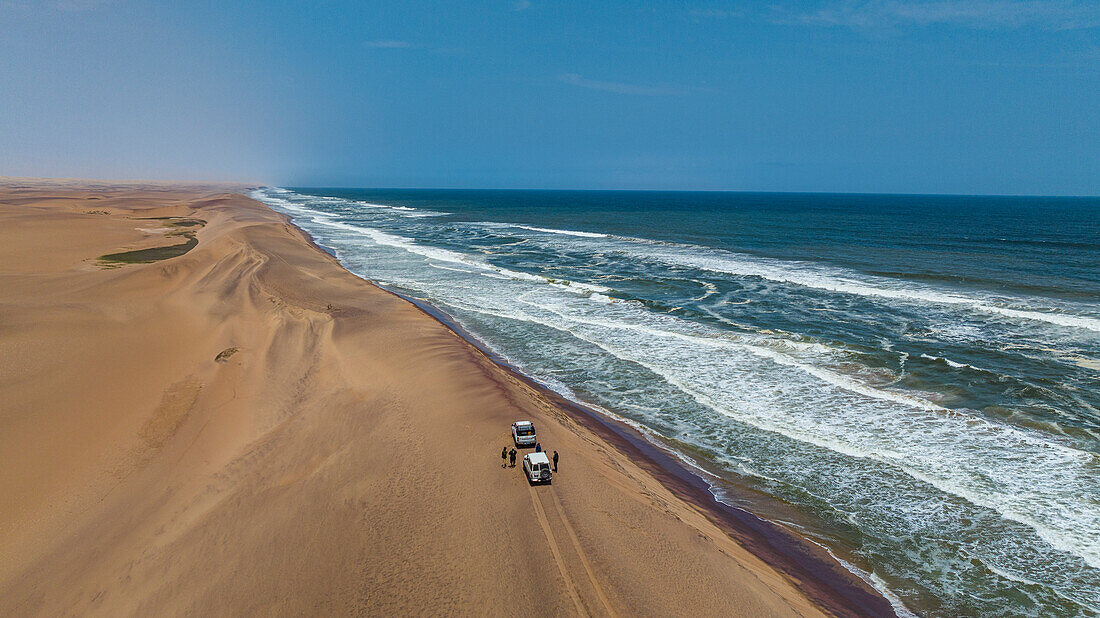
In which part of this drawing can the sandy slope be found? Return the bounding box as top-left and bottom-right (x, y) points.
(0, 180), (836, 616)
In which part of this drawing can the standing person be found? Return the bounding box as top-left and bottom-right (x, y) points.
(501, 446), (508, 468)
(552, 450), (559, 471)
(509, 448), (517, 467)
(535, 442), (542, 453)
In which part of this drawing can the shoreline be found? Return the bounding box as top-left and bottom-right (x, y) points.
(0, 179), (890, 616)
(270, 197), (897, 617)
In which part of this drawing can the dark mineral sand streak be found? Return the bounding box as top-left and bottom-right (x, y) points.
(278, 212), (896, 617)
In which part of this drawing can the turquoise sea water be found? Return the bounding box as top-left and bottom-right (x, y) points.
(254, 187), (1100, 616)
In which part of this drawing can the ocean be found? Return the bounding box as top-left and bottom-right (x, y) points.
(252, 187), (1100, 617)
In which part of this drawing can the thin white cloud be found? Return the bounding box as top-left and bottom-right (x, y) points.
(364, 40), (414, 49)
(558, 73), (695, 96)
(775, 0), (1100, 31)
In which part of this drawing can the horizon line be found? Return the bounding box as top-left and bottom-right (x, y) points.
(281, 184), (1100, 200)
(3, 176), (1096, 200)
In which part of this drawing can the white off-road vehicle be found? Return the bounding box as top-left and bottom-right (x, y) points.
(511, 420), (536, 447)
(523, 452), (553, 484)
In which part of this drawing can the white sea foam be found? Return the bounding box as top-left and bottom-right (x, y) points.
(257, 188), (446, 218)
(626, 243), (1100, 333)
(919, 353), (995, 373)
(445, 205), (1100, 335)
(812, 542), (918, 618)
(261, 187), (1100, 332)
(513, 224), (609, 238)
(921, 353), (967, 368)
(427, 263), (475, 273)
(500, 289), (1100, 570)
(252, 191), (336, 219)
(344, 199), (445, 216)
(306, 218), (611, 294)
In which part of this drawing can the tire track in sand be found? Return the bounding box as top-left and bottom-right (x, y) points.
(546, 491), (617, 617)
(528, 485), (586, 615)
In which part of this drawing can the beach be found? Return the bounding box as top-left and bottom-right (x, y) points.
(0, 179), (890, 616)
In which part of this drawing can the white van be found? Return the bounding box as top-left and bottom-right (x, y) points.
(511, 420), (536, 447)
(523, 452), (553, 484)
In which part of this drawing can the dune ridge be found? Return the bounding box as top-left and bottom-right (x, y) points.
(0, 180), (884, 616)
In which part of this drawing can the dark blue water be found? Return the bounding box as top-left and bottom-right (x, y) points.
(294, 189), (1100, 298)
(256, 188), (1100, 617)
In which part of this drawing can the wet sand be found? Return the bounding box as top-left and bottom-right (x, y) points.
(0, 178), (890, 616)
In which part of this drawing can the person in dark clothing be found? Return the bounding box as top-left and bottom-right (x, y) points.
(552, 450), (558, 471)
(535, 442), (542, 453)
(501, 446), (508, 468)
(509, 448), (517, 467)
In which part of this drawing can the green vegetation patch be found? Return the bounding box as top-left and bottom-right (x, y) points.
(136, 216), (206, 228)
(165, 218), (206, 228)
(99, 232), (198, 265)
(96, 216), (206, 266)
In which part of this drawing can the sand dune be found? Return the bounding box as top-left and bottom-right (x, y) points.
(0, 180), (881, 616)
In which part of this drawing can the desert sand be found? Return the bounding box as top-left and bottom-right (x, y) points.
(0, 179), (885, 616)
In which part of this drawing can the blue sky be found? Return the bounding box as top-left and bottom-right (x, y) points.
(1, 1), (1097, 194)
